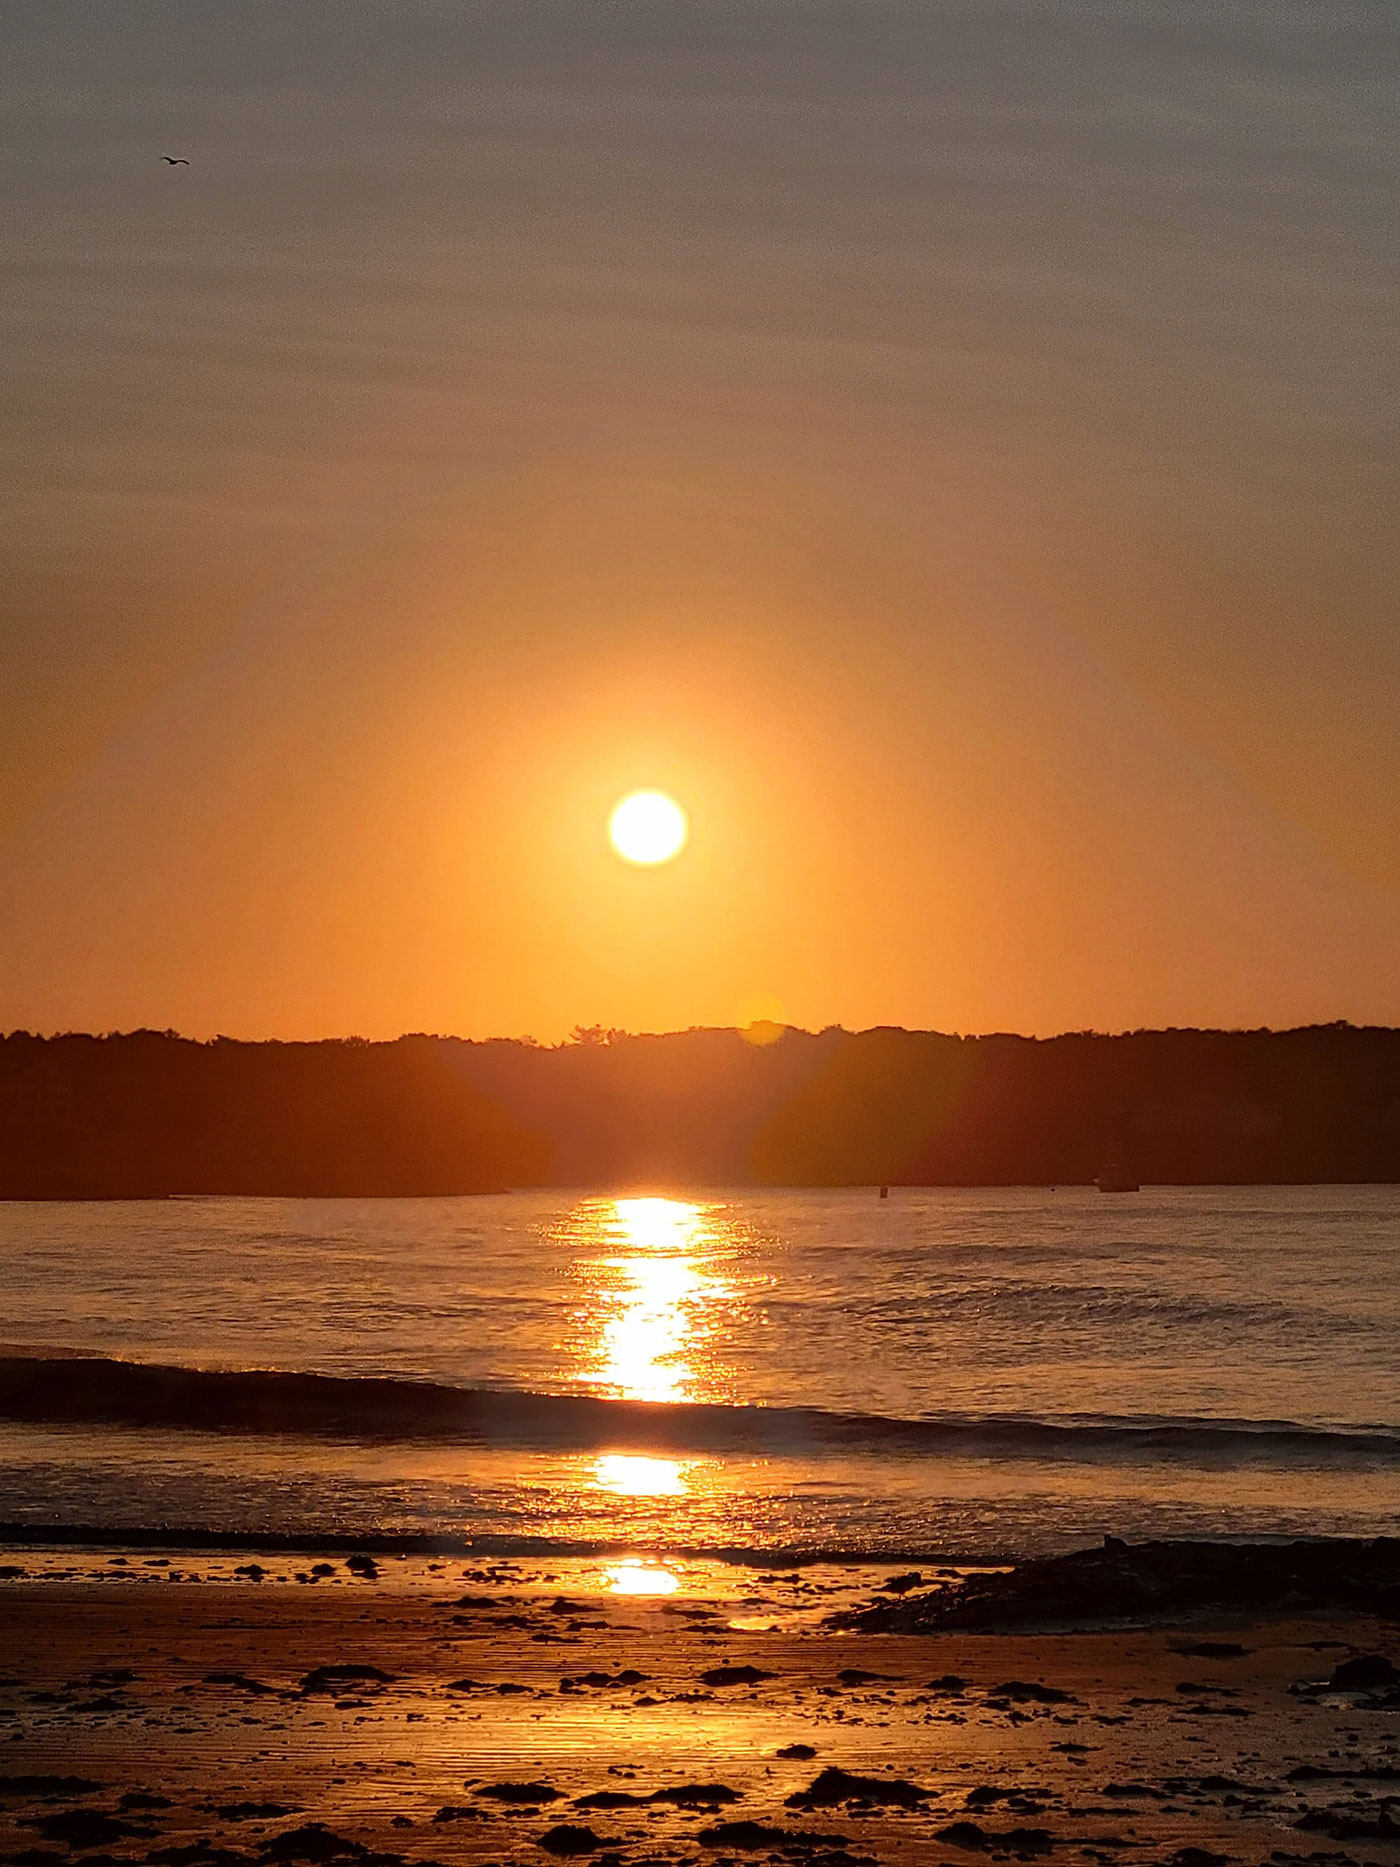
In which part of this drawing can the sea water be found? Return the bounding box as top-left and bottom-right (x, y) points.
(0, 1185), (1395, 1557)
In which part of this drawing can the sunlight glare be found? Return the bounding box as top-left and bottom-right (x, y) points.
(608, 790), (688, 865)
(613, 1195), (706, 1253)
(605, 1559), (681, 1595)
(593, 1453), (691, 1496)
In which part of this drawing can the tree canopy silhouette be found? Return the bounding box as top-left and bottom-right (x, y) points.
(0, 1022), (1395, 1197)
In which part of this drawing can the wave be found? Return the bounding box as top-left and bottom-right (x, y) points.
(1, 1354), (1395, 1467)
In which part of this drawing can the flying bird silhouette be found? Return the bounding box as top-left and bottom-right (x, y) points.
(161, 155), (190, 165)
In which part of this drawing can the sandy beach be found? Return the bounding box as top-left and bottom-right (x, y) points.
(2, 1545), (1396, 1867)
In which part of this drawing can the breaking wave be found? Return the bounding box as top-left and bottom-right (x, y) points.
(0, 1354), (1394, 1468)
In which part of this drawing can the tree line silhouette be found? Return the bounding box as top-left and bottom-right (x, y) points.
(0, 1022), (1395, 1197)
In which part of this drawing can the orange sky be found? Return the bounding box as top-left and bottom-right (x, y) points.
(1, 2), (1396, 1041)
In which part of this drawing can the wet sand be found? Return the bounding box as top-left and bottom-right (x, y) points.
(1, 1549), (1397, 1867)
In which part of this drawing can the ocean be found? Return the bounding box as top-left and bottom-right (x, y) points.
(0, 1186), (1396, 1560)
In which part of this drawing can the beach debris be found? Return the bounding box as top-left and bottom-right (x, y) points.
(260, 1823), (367, 1861)
(1295, 1807), (1400, 1841)
(209, 1804), (295, 1822)
(777, 1744), (818, 1760)
(1325, 1654), (1397, 1691)
(150, 1847), (258, 1867)
(474, 1781), (561, 1804)
(29, 1808), (141, 1848)
(558, 1669), (647, 1690)
(651, 1783), (743, 1807)
(965, 1786), (1053, 1809)
(297, 1665), (394, 1695)
(1286, 1764), (1400, 1782)
(787, 1766), (933, 1809)
(430, 1805), (485, 1823)
(1289, 1652), (1400, 1700)
(700, 1664), (775, 1686)
(1172, 1775), (1269, 1795)
(1270, 1853), (1367, 1866)
(203, 1672), (279, 1695)
(877, 1572), (925, 1593)
(988, 1680), (1078, 1704)
(0, 1777), (103, 1799)
(835, 1668), (901, 1686)
(536, 1824), (613, 1855)
(574, 1780), (740, 1810)
(698, 1819), (850, 1849)
(344, 1555), (378, 1578)
(936, 1821), (1056, 1850)
(939, 1822), (995, 1848)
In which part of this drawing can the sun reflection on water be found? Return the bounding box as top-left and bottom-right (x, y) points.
(572, 1195), (735, 1406)
(558, 1196), (747, 1543)
(604, 1558), (681, 1595)
(593, 1453), (691, 1496)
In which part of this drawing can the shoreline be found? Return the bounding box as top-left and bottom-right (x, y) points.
(1, 1530), (1394, 1582)
(0, 1522), (1005, 1566)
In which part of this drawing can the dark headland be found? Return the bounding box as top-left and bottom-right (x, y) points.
(1, 1021), (1397, 1197)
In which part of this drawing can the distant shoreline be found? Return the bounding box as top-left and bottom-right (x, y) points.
(4, 1023), (1397, 1193)
(5, 1176), (1400, 1201)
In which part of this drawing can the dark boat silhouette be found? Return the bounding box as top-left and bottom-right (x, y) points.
(1095, 1163), (1140, 1192)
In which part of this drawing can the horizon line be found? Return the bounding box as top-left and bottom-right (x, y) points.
(1, 1017), (1386, 1049)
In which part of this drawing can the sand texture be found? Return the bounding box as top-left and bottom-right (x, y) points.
(0, 1550), (1397, 1867)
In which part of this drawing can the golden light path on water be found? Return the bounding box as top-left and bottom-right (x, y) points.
(592, 1197), (718, 1404)
(560, 1196), (744, 1588)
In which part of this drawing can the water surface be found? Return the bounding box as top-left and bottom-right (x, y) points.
(1, 1186), (1395, 1556)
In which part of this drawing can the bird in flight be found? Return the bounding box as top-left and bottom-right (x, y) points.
(161, 155), (190, 165)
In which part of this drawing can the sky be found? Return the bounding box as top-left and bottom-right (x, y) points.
(1, 0), (1396, 1042)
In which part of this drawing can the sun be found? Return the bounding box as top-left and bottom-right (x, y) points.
(608, 790), (688, 865)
